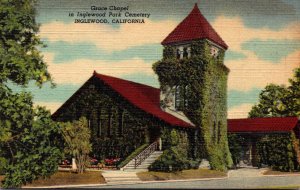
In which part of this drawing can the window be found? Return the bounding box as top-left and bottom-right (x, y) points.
(97, 109), (101, 137)
(175, 85), (190, 110)
(210, 46), (219, 58)
(183, 47), (188, 58)
(107, 109), (112, 137)
(118, 109), (124, 136)
(217, 121), (221, 143)
(184, 85), (189, 107)
(175, 85), (181, 109)
(176, 49), (181, 59)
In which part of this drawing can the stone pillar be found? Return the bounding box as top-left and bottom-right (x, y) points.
(72, 158), (77, 170)
(159, 137), (162, 151)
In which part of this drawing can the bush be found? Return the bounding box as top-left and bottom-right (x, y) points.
(149, 148), (188, 172)
(0, 157), (8, 175)
(149, 130), (200, 172)
(257, 133), (300, 171)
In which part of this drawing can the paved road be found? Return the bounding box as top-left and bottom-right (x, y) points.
(88, 168), (300, 189)
(90, 175), (300, 189)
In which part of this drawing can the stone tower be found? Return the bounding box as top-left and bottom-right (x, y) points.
(153, 3), (232, 170)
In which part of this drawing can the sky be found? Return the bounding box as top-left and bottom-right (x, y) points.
(22, 0), (300, 118)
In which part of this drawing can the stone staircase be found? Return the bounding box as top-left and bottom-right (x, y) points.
(102, 142), (163, 185)
(122, 151), (163, 171)
(101, 170), (142, 185)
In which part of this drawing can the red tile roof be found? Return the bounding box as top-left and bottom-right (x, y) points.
(93, 71), (194, 128)
(228, 117), (299, 133)
(161, 3), (228, 49)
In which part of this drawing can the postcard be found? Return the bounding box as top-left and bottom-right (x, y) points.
(0, 0), (299, 188)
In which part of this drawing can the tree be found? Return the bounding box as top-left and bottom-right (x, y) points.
(61, 117), (92, 174)
(0, 0), (62, 188)
(1, 107), (63, 188)
(249, 67), (300, 118)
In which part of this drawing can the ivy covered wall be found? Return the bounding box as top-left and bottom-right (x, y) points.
(153, 40), (233, 170)
(53, 77), (158, 160)
(257, 132), (300, 171)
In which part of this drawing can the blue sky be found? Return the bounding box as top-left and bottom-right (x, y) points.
(25, 0), (300, 118)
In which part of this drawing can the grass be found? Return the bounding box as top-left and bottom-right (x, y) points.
(137, 168), (227, 181)
(0, 175), (3, 186)
(263, 169), (300, 176)
(21, 171), (105, 187)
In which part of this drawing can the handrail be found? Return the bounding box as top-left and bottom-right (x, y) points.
(134, 141), (158, 168)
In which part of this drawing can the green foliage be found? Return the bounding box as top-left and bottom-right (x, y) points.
(154, 40), (232, 171)
(117, 143), (149, 168)
(0, 157), (8, 175)
(61, 117), (92, 174)
(0, 0), (52, 86)
(162, 46), (176, 60)
(257, 133), (300, 171)
(2, 107), (63, 188)
(228, 134), (246, 167)
(249, 67), (300, 117)
(149, 129), (200, 172)
(0, 0), (61, 188)
(149, 148), (189, 172)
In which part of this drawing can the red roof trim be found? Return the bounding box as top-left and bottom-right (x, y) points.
(228, 117), (299, 133)
(161, 4), (228, 49)
(93, 72), (194, 128)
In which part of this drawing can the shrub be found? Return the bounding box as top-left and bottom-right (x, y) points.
(0, 157), (8, 175)
(149, 148), (188, 172)
(149, 129), (200, 172)
(257, 133), (300, 171)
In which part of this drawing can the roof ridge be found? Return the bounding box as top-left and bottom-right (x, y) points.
(93, 71), (159, 90)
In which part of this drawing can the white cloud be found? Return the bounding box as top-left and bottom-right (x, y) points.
(211, 16), (300, 91)
(227, 50), (299, 91)
(227, 103), (253, 119)
(39, 19), (177, 52)
(212, 16), (300, 53)
(44, 53), (156, 84)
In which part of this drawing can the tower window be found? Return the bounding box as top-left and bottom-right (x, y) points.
(183, 47), (188, 58)
(175, 85), (181, 109)
(176, 49), (181, 59)
(174, 85), (190, 110)
(210, 46), (219, 58)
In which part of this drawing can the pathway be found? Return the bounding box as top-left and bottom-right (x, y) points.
(101, 170), (142, 185)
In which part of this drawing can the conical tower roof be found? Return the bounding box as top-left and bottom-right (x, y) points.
(161, 4), (228, 49)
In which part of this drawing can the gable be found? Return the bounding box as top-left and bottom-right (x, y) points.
(52, 71), (194, 129)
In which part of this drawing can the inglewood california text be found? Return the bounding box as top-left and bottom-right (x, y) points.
(73, 5), (151, 24)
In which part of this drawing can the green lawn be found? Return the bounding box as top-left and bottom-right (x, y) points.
(0, 171), (105, 188)
(24, 171), (105, 187)
(137, 169), (227, 181)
